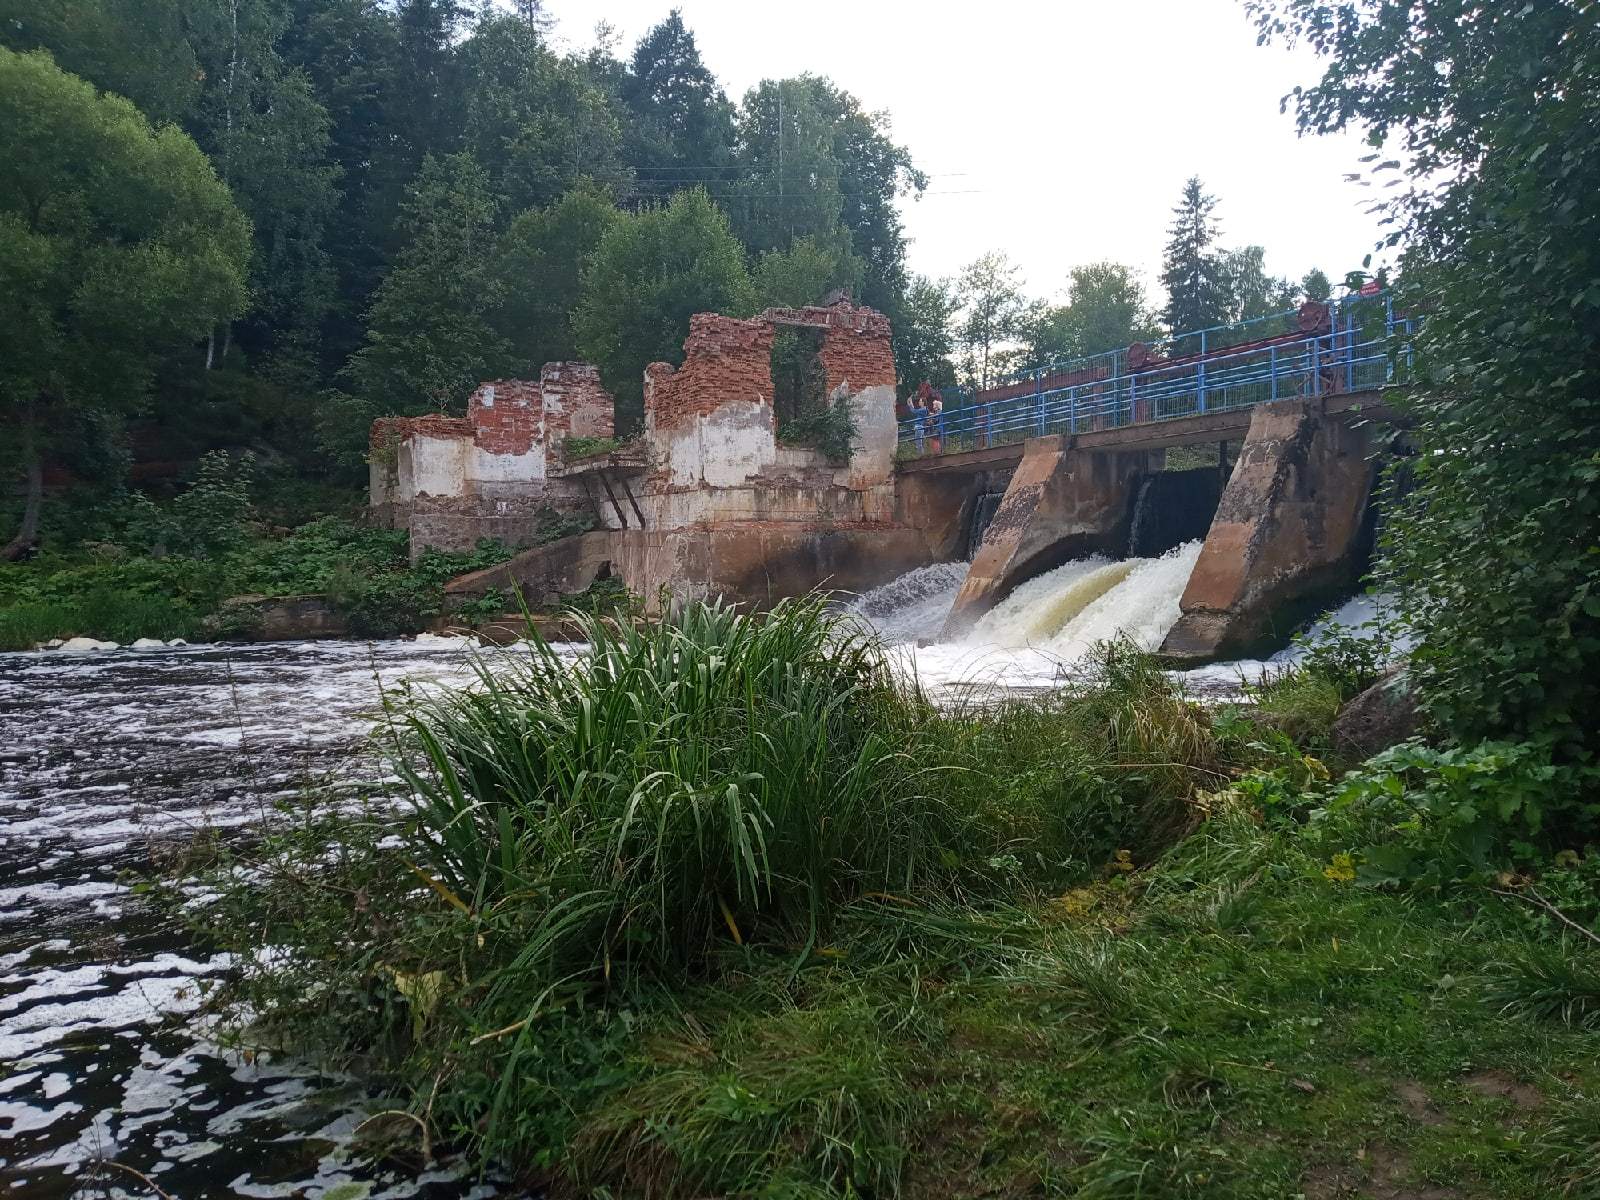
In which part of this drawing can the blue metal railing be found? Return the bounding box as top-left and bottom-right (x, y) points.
(899, 292), (1413, 457)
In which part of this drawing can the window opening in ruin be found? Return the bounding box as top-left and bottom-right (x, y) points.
(771, 327), (855, 460)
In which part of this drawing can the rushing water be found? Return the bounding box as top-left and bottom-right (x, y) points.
(1, 565), (1397, 1195)
(844, 544), (1400, 698)
(0, 638), (513, 1199)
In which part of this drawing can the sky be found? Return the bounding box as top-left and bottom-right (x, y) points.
(542, 0), (1386, 306)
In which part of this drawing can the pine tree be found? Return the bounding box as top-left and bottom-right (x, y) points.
(621, 10), (736, 202)
(1159, 176), (1228, 334)
(344, 152), (508, 416)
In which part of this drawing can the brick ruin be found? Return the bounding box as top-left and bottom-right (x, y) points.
(369, 363), (615, 553)
(374, 299), (951, 604)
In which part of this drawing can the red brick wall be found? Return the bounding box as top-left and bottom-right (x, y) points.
(540, 363), (615, 443)
(645, 313), (775, 430)
(815, 312), (896, 396)
(369, 414), (472, 453)
(468, 380), (542, 456)
(754, 303), (896, 397)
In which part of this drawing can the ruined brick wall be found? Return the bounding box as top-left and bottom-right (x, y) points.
(469, 380), (542, 456)
(645, 314), (775, 430)
(541, 363), (615, 443)
(762, 304), (896, 397)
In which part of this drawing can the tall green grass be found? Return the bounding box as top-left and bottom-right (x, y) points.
(394, 595), (984, 987)
(184, 602), (1248, 1187)
(0, 590), (201, 650)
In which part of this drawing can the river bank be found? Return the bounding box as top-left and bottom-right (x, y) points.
(148, 601), (1600, 1199)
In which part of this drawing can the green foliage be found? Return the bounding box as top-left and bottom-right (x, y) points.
(0, 510), (512, 647)
(0, 45), (251, 543)
(127, 450), (258, 559)
(494, 181), (620, 373)
(1159, 176), (1228, 333)
(176, 645), (1600, 1195)
(1024, 261), (1163, 366)
(574, 188), (755, 428)
(342, 151), (507, 420)
(753, 231), (864, 308)
(559, 436), (617, 461)
(954, 251), (1028, 389)
(728, 74), (925, 317)
(1486, 944), (1600, 1031)
(777, 395), (857, 462)
(893, 274), (958, 396)
(456, 14), (625, 215)
(617, 10), (737, 205)
(1319, 740), (1599, 886)
(1251, 0), (1600, 768)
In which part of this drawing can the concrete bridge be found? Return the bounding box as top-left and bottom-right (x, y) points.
(900, 292), (1414, 660)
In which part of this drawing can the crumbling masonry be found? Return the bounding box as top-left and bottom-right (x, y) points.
(373, 302), (945, 607)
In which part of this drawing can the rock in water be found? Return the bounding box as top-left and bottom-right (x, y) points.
(130, 638), (167, 650)
(1331, 667), (1421, 757)
(59, 637), (120, 652)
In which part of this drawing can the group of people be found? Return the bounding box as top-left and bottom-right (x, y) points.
(904, 382), (945, 453)
(903, 382), (995, 454)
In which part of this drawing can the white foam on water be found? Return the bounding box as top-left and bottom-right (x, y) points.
(843, 562), (968, 645)
(1041, 541), (1204, 660)
(1184, 591), (1413, 691)
(966, 556), (1125, 647)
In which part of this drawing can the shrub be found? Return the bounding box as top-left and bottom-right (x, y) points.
(778, 394), (857, 461)
(1316, 738), (1600, 885)
(394, 597), (985, 983)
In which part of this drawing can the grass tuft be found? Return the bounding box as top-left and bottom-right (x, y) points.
(1486, 943), (1600, 1029)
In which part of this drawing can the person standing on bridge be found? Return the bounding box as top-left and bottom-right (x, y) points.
(908, 386), (929, 452)
(926, 391), (944, 455)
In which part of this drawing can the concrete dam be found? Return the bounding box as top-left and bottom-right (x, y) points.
(370, 293), (1409, 664)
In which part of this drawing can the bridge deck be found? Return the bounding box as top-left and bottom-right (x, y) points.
(898, 291), (1414, 473)
(897, 391), (1394, 474)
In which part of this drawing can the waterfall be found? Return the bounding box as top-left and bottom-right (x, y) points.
(1124, 477), (1155, 559)
(966, 491), (1006, 560)
(843, 562), (969, 645)
(964, 542), (1202, 655)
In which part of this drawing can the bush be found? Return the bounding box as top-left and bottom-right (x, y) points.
(181, 622), (1232, 1178)
(1315, 738), (1600, 885)
(778, 394), (857, 462)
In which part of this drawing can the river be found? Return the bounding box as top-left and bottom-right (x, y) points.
(0, 638), (502, 1199)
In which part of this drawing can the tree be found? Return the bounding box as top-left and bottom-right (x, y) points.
(730, 76), (925, 319)
(1301, 266), (1332, 303)
(0, 0), (200, 126)
(573, 188), (755, 430)
(1218, 244), (1298, 324)
(954, 252), (1027, 389)
(620, 10), (736, 203)
(1251, 0), (1600, 763)
(457, 13), (627, 215)
(0, 48), (251, 557)
(1159, 176), (1229, 333)
(494, 181), (621, 374)
(343, 152), (507, 419)
(3, 0), (341, 382)
(753, 232), (863, 308)
(1024, 261), (1161, 365)
(894, 275), (959, 396)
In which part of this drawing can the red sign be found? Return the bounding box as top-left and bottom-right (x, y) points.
(1359, 280), (1382, 297)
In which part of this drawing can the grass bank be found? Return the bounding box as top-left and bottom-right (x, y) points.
(175, 600), (1600, 1198)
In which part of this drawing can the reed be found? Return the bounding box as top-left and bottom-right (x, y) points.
(391, 595), (979, 991)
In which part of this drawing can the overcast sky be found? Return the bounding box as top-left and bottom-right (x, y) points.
(543, 0), (1384, 305)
